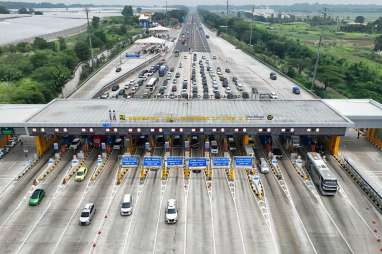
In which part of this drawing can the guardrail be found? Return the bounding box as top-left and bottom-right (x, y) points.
(337, 155), (382, 213)
(93, 53), (162, 98)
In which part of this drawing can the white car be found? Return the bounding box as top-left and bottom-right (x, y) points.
(165, 199), (178, 224)
(270, 92), (278, 99)
(129, 80), (135, 85)
(80, 203), (95, 225)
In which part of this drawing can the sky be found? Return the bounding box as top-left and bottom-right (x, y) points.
(5, 0), (382, 6)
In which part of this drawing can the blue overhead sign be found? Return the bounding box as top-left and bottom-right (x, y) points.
(234, 156), (253, 167)
(188, 157), (208, 168)
(121, 155), (138, 167)
(143, 156), (162, 167)
(166, 156), (184, 167)
(212, 157), (230, 168)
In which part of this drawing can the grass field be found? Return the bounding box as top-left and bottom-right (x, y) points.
(255, 22), (382, 75)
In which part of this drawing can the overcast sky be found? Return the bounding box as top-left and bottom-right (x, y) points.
(7, 0), (382, 6)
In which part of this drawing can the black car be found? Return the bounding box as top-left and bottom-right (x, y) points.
(111, 85), (119, 91)
(203, 93), (210, 99)
(116, 67), (122, 72)
(270, 72), (277, 80)
(242, 92), (249, 99)
(214, 93), (221, 99)
(118, 89), (126, 96)
(137, 79), (144, 86)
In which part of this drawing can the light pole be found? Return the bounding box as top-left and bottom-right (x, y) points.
(85, 8), (95, 68)
(249, 5), (254, 46)
(311, 7), (327, 89)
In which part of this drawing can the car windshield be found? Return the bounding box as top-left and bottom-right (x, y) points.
(81, 211), (90, 217)
(167, 208), (176, 214)
(122, 202), (131, 208)
(77, 171), (84, 176)
(31, 191), (40, 199)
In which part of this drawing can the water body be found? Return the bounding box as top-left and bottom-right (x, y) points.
(0, 8), (122, 45)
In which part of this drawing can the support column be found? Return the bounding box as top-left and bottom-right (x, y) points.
(329, 136), (341, 157)
(242, 134), (249, 145)
(35, 136), (51, 157)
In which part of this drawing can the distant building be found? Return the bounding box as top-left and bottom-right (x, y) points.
(138, 12), (153, 28)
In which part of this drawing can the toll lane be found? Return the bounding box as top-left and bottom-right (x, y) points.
(0, 153), (72, 254)
(126, 169), (162, 254)
(55, 152), (119, 254)
(154, 167), (186, 254)
(278, 157), (353, 253)
(212, 169), (245, 254)
(235, 168), (275, 254)
(94, 165), (140, 254)
(18, 152), (98, 254)
(261, 171), (316, 253)
(185, 173), (213, 254)
(321, 158), (382, 253)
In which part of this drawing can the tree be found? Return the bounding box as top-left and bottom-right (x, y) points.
(0, 64), (23, 82)
(11, 79), (45, 103)
(122, 6), (133, 17)
(375, 35), (382, 51)
(32, 37), (49, 49)
(30, 52), (49, 69)
(58, 37), (67, 50)
(0, 5), (9, 14)
(355, 16), (365, 24)
(92, 16), (100, 28)
(316, 65), (344, 90)
(136, 7), (142, 13)
(74, 41), (90, 61)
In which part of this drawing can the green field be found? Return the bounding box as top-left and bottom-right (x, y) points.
(255, 22), (382, 75)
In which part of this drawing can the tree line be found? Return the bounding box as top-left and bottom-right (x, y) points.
(0, 6), (141, 104)
(198, 8), (382, 102)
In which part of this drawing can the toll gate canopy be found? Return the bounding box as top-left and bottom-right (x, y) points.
(323, 99), (382, 128)
(16, 99), (354, 136)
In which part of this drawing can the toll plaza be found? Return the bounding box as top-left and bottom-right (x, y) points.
(1, 98), (382, 166)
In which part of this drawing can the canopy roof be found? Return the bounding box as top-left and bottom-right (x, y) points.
(135, 36), (166, 45)
(148, 25), (170, 32)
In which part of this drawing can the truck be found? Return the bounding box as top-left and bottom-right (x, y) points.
(158, 65), (167, 77)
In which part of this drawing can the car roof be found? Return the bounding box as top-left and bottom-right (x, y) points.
(84, 203), (94, 209)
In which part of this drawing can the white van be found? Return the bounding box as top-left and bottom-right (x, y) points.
(259, 157), (270, 174)
(244, 145), (254, 157)
(69, 138), (81, 150)
(120, 194), (133, 216)
(165, 199), (178, 224)
(210, 140), (218, 154)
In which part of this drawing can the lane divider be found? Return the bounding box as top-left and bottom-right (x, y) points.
(90, 154), (110, 183)
(33, 157), (61, 186)
(62, 160), (85, 185)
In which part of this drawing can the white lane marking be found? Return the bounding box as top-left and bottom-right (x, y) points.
(88, 163), (122, 254)
(208, 173), (217, 254)
(277, 163), (319, 254)
(121, 181), (144, 254)
(152, 172), (168, 254)
(243, 170), (280, 254)
(223, 169), (247, 254)
(316, 193), (355, 253)
(15, 161), (72, 254)
(183, 169), (189, 254)
(51, 157), (98, 253)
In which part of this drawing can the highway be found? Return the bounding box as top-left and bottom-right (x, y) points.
(0, 10), (381, 254)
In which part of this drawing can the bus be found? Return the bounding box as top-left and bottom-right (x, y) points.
(306, 152), (338, 196)
(146, 77), (158, 92)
